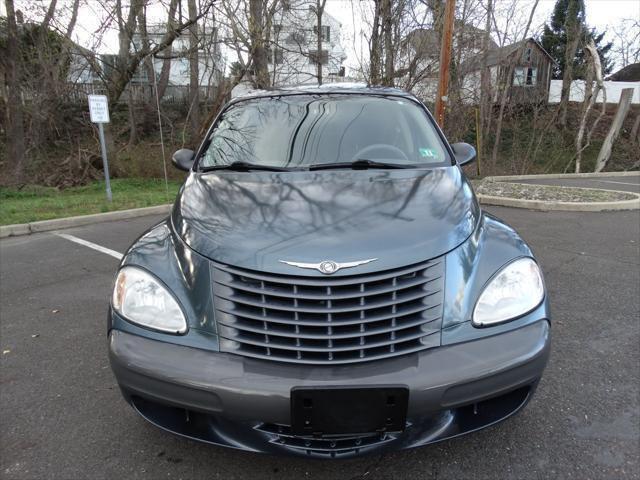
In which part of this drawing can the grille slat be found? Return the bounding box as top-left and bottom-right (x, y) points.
(215, 274), (442, 300)
(212, 257), (445, 365)
(214, 288), (438, 314)
(215, 260), (443, 287)
(216, 315), (440, 340)
(219, 327), (437, 353)
(217, 300), (441, 327)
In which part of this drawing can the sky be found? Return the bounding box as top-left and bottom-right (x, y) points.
(325, 0), (640, 74)
(5, 0), (639, 73)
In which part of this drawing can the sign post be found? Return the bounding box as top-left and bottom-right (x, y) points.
(88, 94), (112, 202)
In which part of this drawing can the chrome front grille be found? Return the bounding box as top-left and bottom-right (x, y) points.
(212, 258), (445, 365)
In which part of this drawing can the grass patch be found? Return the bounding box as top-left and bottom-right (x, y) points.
(0, 178), (183, 225)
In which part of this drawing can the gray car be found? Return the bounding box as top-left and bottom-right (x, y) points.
(108, 85), (550, 458)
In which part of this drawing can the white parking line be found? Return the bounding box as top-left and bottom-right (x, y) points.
(54, 233), (123, 260)
(592, 180), (640, 187)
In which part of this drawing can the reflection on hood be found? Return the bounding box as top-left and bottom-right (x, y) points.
(172, 167), (479, 275)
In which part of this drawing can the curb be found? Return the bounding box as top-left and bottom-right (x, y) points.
(477, 192), (640, 212)
(0, 204), (172, 239)
(484, 171), (640, 181)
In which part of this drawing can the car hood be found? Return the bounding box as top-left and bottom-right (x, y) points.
(171, 167), (479, 275)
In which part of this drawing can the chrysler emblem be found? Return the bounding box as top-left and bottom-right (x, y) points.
(279, 258), (378, 275)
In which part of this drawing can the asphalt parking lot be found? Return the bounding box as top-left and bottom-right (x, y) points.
(1, 206), (639, 480)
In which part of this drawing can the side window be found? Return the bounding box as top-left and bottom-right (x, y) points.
(513, 67), (525, 86)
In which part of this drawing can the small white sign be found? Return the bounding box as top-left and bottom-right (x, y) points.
(88, 94), (110, 123)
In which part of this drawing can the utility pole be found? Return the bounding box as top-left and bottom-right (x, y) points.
(434, 0), (456, 128)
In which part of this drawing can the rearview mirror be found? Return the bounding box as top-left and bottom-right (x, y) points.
(172, 149), (195, 171)
(451, 142), (476, 166)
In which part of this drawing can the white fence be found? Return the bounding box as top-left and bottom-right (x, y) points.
(548, 80), (640, 104)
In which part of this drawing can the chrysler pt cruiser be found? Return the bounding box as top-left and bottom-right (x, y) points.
(108, 85), (550, 457)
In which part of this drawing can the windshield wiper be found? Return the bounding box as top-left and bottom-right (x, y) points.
(200, 161), (291, 172)
(308, 159), (411, 171)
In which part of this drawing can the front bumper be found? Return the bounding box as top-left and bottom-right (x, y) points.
(109, 320), (550, 457)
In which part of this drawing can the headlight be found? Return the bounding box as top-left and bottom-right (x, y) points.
(473, 257), (544, 327)
(112, 266), (187, 334)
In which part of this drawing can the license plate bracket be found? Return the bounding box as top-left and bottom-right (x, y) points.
(290, 386), (409, 436)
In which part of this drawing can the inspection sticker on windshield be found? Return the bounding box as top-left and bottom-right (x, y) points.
(419, 148), (437, 158)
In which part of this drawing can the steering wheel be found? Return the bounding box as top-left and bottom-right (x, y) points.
(351, 144), (409, 162)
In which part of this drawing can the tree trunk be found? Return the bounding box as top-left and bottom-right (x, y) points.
(559, 0), (582, 127)
(156, 0), (179, 100)
(127, 95), (138, 146)
(249, 0), (270, 89)
(478, 0), (493, 167)
(382, 0), (393, 86)
(631, 114), (640, 144)
(575, 39), (603, 173)
(4, 0), (26, 184)
(136, 5), (155, 104)
(316, 0), (327, 85)
(594, 88), (634, 172)
(369, 0), (383, 85)
(188, 0), (201, 139)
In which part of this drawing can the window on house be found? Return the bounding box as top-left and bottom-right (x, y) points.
(287, 32), (306, 45)
(267, 47), (284, 65)
(100, 54), (118, 80)
(321, 25), (330, 42)
(308, 49), (329, 65)
(523, 47), (532, 62)
(130, 66), (149, 84)
(513, 66), (537, 87)
(313, 25), (331, 43)
(513, 67), (525, 86)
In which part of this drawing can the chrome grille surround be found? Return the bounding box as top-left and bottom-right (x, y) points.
(212, 257), (445, 365)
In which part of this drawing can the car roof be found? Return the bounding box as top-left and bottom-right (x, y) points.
(231, 83), (418, 102)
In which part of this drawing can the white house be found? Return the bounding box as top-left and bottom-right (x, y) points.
(67, 24), (224, 101)
(130, 24), (224, 94)
(268, 2), (347, 86)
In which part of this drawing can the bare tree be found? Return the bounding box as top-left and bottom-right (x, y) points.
(3, 0), (26, 184)
(155, 0), (180, 100)
(490, 0), (539, 167)
(477, 0), (493, 167)
(574, 38), (604, 173)
(188, 0), (201, 138)
(249, 0), (271, 88)
(89, 1), (216, 109)
(312, 0), (328, 84)
(611, 18), (640, 69)
(559, 0), (582, 127)
(595, 88), (634, 172)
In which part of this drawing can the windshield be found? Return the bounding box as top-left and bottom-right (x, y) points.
(198, 94), (451, 170)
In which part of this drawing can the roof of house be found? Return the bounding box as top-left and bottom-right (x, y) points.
(606, 63), (640, 82)
(460, 37), (555, 74)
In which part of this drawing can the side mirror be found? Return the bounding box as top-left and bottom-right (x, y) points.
(172, 149), (195, 171)
(451, 142), (476, 166)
